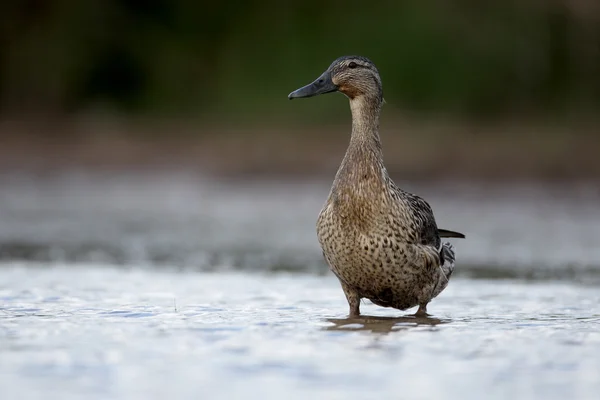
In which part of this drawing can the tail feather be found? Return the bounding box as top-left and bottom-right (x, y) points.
(438, 229), (465, 239)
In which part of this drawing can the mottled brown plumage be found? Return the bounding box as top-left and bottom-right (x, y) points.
(289, 56), (464, 317)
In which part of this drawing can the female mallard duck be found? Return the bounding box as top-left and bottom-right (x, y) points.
(288, 55), (465, 317)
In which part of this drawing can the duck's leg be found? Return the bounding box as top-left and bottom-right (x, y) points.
(415, 303), (429, 317)
(340, 281), (361, 317)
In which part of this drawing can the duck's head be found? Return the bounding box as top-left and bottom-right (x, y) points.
(288, 55), (382, 102)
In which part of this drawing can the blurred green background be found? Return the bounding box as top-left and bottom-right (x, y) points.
(1, 0), (599, 179)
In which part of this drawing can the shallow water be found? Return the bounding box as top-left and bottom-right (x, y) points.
(1, 172), (599, 279)
(1, 172), (599, 399)
(1, 267), (599, 400)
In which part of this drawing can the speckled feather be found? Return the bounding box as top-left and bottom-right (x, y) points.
(306, 56), (461, 316)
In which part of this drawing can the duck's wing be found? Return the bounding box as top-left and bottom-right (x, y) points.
(431, 242), (456, 297)
(389, 184), (461, 275)
(400, 190), (441, 247)
(391, 185), (465, 246)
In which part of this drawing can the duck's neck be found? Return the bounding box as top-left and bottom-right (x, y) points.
(333, 95), (385, 189)
(349, 96), (382, 154)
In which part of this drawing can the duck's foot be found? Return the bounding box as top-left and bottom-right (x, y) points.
(348, 302), (361, 318)
(414, 304), (430, 318)
(341, 281), (361, 318)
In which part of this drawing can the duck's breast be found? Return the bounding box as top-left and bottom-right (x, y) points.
(316, 191), (441, 307)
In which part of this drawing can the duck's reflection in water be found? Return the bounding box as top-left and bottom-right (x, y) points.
(324, 315), (449, 334)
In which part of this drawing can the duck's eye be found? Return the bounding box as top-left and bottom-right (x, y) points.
(348, 62), (358, 69)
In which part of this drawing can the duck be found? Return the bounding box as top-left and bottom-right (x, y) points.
(288, 55), (465, 317)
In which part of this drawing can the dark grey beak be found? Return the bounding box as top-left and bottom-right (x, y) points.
(288, 70), (338, 100)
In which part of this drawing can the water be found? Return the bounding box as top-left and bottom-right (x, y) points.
(2, 267), (599, 400)
(1, 172), (599, 399)
(1, 172), (599, 278)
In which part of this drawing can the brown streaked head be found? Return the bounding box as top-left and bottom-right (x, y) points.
(288, 55), (383, 102)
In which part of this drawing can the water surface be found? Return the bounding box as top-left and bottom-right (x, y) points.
(1, 172), (599, 399)
(0, 172), (599, 279)
(1, 266), (599, 400)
